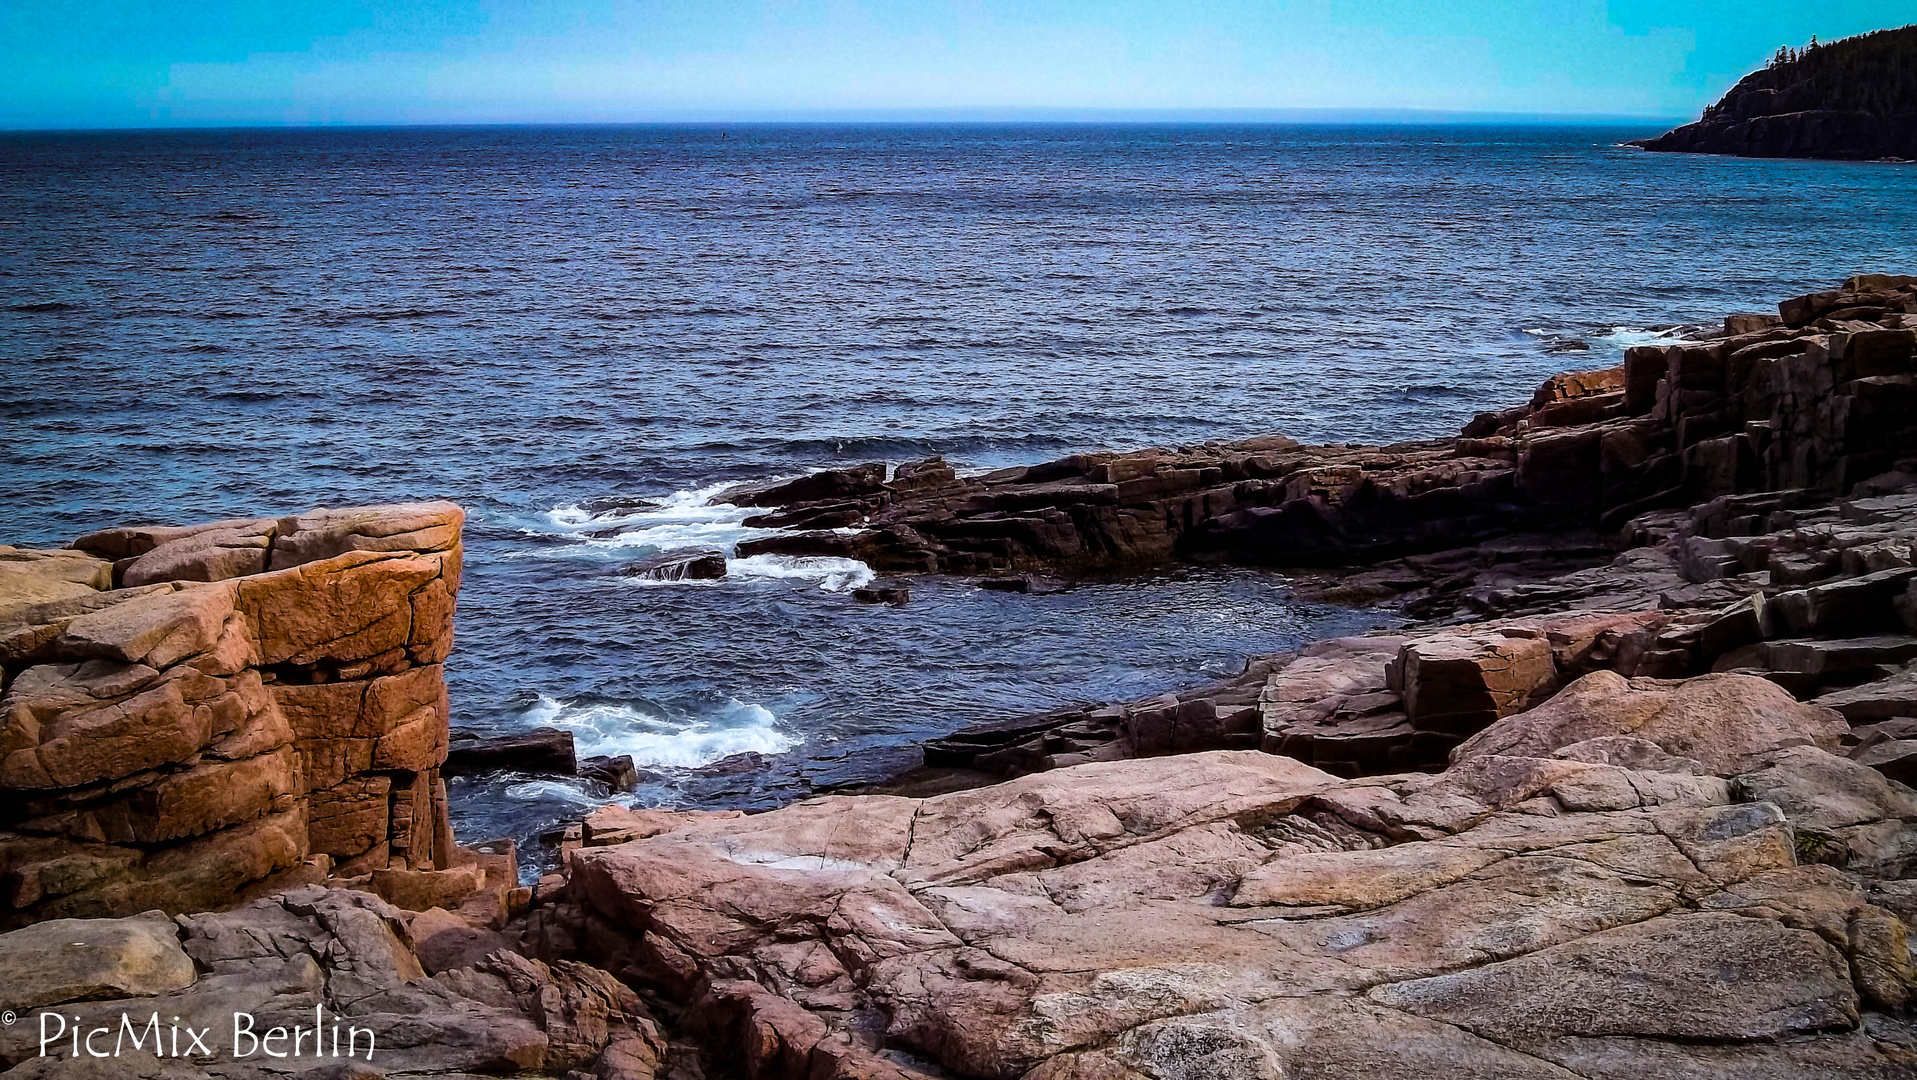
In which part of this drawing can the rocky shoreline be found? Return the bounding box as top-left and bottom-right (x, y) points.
(4, 275), (1917, 1077)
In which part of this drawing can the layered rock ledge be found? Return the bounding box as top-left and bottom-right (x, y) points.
(731, 273), (1917, 575)
(0, 503), (467, 926)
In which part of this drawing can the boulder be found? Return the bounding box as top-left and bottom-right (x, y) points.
(579, 804), (747, 847)
(0, 548), (111, 616)
(1814, 661), (1917, 721)
(1855, 739), (1917, 786)
(120, 522), (274, 587)
(622, 551), (727, 581)
(445, 727), (577, 777)
(1454, 670), (1846, 776)
(1390, 630), (1557, 735)
(580, 753), (641, 792)
(730, 463), (888, 507)
(0, 911), (195, 1010)
(406, 905), (513, 975)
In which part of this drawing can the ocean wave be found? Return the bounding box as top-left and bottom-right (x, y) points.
(522, 694), (799, 769)
(727, 553), (874, 592)
(501, 777), (604, 807)
(535, 482), (775, 556)
(1596, 325), (1685, 347)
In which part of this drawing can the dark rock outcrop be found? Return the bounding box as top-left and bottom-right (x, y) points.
(734, 275), (1917, 581)
(445, 727), (579, 777)
(1633, 25), (1917, 160)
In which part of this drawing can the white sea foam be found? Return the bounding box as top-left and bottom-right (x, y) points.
(727, 554), (875, 592)
(524, 481), (877, 591)
(537, 482), (771, 554)
(1597, 325), (1684, 347)
(501, 778), (604, 807)
(522, 695), (800, 769)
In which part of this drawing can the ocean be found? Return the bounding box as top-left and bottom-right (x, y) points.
(4, 122), (1915, 861)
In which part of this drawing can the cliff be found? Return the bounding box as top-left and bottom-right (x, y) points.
(1632, 25), (1917, 160)
(0, 503), (466, 926)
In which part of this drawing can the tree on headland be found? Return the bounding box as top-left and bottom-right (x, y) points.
(1705, 25), (1917, 123)
(1634, 24), (1917, 159)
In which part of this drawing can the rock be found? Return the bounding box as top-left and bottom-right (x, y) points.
(1369, 912), (1857, 1044)
(622, 551), (727, 581)
(1390, 630), (1557, 735)
(0, 911), (196, 1009)
(1763, 635), (1917, 681)
(851, 585), (910, 605)
(0, 549), (111, 617)
(370, 863), (489, 912)
(978, 576), (1032, 593)
(1855, 739), (1917, 785)
(729, 463), (888, 507)
(236, 549), (445, 667)
(407, 905), (514, 975)
(542, 740), (1913, 1079)
(1770, 568), (1917, 635)
(890, 456), (959, 493)
(581, 753), (641, 792)
(1814, 661), (1917, 721)
(1734, 745), (1917, 837)
(1453, 670), (1847, 776)
(0, 503), (463, 923)
(0, 886), (669, 1077)
(580, 804), (747, 846)
(445, 727), (577, 777)
(120, 521), (275, 587)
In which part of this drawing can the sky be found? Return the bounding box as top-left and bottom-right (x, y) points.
(2, 1), (1911, 129)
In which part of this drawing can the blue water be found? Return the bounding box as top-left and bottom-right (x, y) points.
(4, 123), (1915, 860)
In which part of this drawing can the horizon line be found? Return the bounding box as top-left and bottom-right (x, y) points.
(1, 106), (1688, 134)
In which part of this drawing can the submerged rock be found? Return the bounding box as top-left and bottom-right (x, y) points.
(851, 585), (910, 605)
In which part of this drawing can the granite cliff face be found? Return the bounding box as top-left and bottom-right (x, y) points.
(1633, 26), (1917, 160)
(0, 503), (465, 926)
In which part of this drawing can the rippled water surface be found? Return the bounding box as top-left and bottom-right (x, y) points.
(5, 124), (1916, 860)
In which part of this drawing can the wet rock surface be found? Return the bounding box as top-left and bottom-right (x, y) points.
(732, 275), (1917, 585)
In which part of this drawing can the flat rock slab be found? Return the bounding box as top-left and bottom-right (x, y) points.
(0, 911), (196, 1010)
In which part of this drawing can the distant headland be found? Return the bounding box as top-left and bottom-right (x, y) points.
(1633, 25), (1917, 161)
